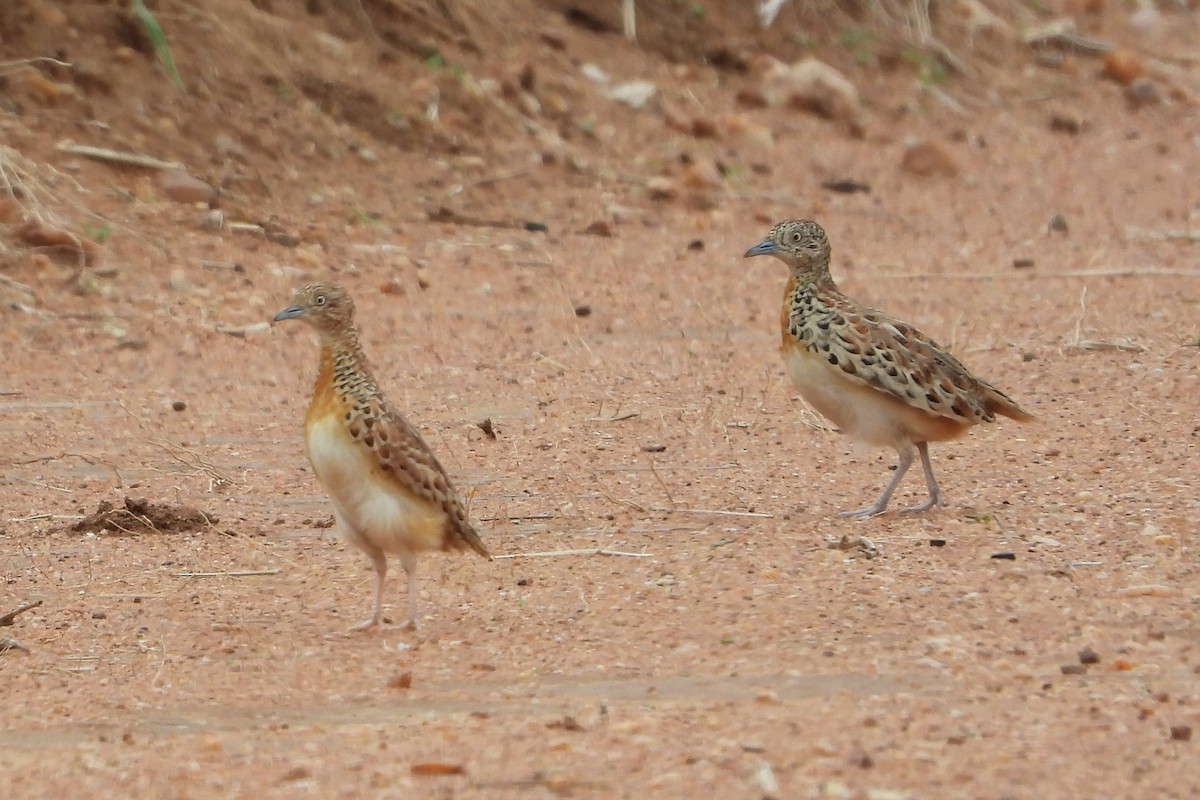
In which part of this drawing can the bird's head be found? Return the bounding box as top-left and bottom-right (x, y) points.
(273, 282), (356, 335)
(743, 219), (832, 276)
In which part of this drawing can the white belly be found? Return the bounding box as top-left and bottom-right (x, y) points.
(784, 346), (934, 450)
(305, 415), (444, 555)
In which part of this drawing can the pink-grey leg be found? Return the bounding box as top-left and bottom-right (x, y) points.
(841, 444), (916, 518)
(900, 441), (944, 514)
(348, 548), (387, 633)
(399, 552), (420, 631)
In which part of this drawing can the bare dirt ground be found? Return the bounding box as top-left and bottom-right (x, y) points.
(2, 1), (1199, 797)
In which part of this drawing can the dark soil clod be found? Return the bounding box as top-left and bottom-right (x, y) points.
(71, 497), (215, 535)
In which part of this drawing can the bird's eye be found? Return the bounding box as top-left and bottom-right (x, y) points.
(791, 232), (802, 243)
(314, 295), (327, 306)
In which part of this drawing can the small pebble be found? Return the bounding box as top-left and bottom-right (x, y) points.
(582, 220), (613, 237)
(1125, 78), (1161, 108)
(172, 400), (187, 412)
(991, 552), (1016, 560)
(900, 140), (958, 178)
(539, 28), (566, 50)
(1078, 646), (1100, 665)
(379, 279), (405, 296)
(546, 715), (584, 732)
(1103, 48), (1144, 85)
(410, 762), (465, 776)
(1012, 258), (1035, 269)
(821, 179), (870, 194)
(929, 539), (947, 547)
(279, 766), (312, 783)
(646, 176), (676, 201)
(751, 760), (781, 800)
(687, 239), (704, 251)
(1048, 111), (1085, 135)
(1061, 664), (1088, 675)
(690, 117), (718, 138)
(524, 221), (548, 232)
(92, 612), (107, 620)
(160, 169), (215, 205)
(574, 305), (592, 317)
(1169, 725), (1192, 742)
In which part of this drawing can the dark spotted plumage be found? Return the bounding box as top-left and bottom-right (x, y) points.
(274, 282), (488, 631)
(328, 340), (485, 557)
(745, 219), (1033, 517)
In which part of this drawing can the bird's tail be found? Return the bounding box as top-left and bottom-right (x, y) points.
(451, 519), (492, 560)
(984, 384), (1035, 423)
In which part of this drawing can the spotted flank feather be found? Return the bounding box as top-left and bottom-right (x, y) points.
(783, 289), (1031, 425)
(338, 389), (489, 558)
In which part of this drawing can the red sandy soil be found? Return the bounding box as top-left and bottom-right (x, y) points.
(1, 1), (1198, 797)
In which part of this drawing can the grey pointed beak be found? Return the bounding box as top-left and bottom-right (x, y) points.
(743, 239), (779, 258)
(273, 305), (304, 322)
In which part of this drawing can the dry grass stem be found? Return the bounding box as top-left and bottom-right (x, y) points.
(54, 143), (184, 171)
(874, 268), (1200, 280)
(175, 569), (282, 578)
(494, 548), (652, 559)
(650, 507), (774, 518)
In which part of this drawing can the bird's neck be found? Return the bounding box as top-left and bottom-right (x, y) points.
(782, 268), (843, 346)
(788, 262), (838, 293)
(310, 328), (379, 415)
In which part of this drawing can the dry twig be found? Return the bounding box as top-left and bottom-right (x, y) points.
(0, 600), (42, 627)
(446, 166), (535, 198)
(829, 535), (879, 558)
(118, 402), (233, 489)
(15, 452), (125, 487)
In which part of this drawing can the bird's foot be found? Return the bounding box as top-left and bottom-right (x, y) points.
(840, 503), (888, 519)
(347, 615), (382, 634)
(899, 495), (943, 515)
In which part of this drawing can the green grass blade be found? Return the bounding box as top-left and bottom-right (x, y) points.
(131, 0), (184, 91)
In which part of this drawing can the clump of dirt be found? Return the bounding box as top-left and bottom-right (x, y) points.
(71, 497), (215, 535)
